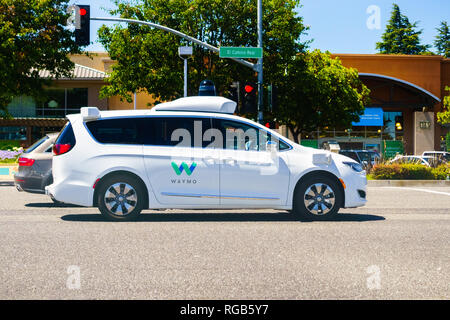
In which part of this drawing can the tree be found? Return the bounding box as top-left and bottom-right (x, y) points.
(276, 50), (370, 143)
(437, 87), (450, 125)
(0, 0), (82, 118)
(97, 0), (308, 104)
(376, 4), (430, 55)
(434, 21), (450, 58)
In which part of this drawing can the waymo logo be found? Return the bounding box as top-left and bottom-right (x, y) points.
(171, 162), (197, 176)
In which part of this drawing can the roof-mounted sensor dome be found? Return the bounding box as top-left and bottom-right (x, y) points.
(151, 96), (236, 114)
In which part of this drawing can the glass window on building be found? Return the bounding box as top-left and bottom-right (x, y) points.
(6, 96), (37, 117)
(0, 127), (27, 140)
(4, 88), (89, 118)
(383, 111), (403, 141)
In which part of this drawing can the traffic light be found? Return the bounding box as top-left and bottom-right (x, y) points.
(228, 81), (240, 105)
(267, 84), (278, 113)
(75, 5), (90, 46)
(395, 116), (403, 131)
(241, 82), (257, 114)
(264, 120), (276, 129)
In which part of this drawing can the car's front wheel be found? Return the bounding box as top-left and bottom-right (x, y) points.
(293, 175), (342, 220)
(97, 174), (145, 221)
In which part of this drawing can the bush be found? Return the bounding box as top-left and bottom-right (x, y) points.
(0, 140), (21, 151)
(432, 164), (450, 180)
(372, 163), (436, 180)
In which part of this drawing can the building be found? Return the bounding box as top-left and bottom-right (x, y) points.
(0, 52), (155, 146)
(298, 54), (449, 156)
(0, 52), (449, 155)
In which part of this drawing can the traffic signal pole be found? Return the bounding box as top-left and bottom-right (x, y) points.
(257, 0), (264, 124)
(87, 9), (264, 123)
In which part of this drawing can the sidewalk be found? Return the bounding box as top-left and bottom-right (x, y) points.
(0, 165), (18, 181)
(368, 180), (450, 187)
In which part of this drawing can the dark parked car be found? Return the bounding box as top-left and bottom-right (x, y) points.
(339, 149), (375, 168)
(14, 133), (57, 195)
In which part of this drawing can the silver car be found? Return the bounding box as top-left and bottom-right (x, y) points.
(14, 133), (58, 195)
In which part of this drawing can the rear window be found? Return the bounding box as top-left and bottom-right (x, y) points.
(85, 118), (141, 144)
(24, 136), (48, 153)
(56, 122), (76, 146)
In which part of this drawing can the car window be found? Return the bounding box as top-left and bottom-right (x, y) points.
(55, 122), (76, 146)
(86, 118), (140, 145)
(141, 117), (212, 148)
(343, 151), (359, 162)
(23, 136), (49, 153)
(213, 119), (290, 151)
(356, 152), (370, 162)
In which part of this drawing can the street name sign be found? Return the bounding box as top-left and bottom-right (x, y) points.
(219, 47), (263, 59)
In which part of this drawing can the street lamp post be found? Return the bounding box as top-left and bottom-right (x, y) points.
(178, 46), (193, 98)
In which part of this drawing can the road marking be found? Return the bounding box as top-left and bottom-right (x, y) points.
(381, 187), (450, 196)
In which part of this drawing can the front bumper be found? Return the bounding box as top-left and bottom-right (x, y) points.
(341, 171), (367, 208)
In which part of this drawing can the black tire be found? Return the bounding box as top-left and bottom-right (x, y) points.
(292, 175), (342, 221)
(97, 174), (145, 221)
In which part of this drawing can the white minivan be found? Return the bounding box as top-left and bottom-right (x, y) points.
(46, 96), (367, 221)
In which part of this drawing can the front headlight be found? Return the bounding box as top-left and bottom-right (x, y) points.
(343, 161), (364, 172)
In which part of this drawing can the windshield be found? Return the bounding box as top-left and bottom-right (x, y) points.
(356, 151), (371, 162)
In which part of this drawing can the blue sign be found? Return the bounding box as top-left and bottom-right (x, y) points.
(352, 108), (383, 126)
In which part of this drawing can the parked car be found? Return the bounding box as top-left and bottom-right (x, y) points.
(389, 155), (433, 167)
(14, 133), (58, 195)
(339, 150), (374, 167)
(367, 150), (381, 164)
(45, 96), (367, 221)
(421, 151), (449, 164)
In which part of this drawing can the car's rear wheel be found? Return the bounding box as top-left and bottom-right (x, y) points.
(293, 175), (342, 220)
(97, 174), (145, 221)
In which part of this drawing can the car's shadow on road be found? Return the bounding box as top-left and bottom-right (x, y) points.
(60, 212), (385, 223)
(25, 202), (83, 208)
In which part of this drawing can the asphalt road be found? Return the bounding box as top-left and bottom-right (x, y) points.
(0, 181), (448, 299)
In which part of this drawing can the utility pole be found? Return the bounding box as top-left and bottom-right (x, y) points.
(257, 0), (264, 124)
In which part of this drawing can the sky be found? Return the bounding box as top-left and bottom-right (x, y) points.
(74, 0), (450, 54)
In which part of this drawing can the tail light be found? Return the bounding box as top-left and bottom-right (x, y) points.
(18, 157), (35, 167)
(52, 143), (73, 156)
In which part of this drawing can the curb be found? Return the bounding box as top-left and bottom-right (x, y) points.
(368, 180), (450, 187)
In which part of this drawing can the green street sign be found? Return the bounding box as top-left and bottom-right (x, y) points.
(219, 47), (263, 59)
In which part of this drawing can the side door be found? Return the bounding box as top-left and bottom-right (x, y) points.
(214, 118), (290, 207)
(141, 116), (220, 206)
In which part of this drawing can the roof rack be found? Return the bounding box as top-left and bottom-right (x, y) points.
(151, 96), (236, 114)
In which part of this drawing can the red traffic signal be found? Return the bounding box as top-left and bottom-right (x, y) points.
(79, 8), (87, 16)
(244, 84), (254, 93)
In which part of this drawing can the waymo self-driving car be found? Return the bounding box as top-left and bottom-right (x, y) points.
(46, 96), (366, 221)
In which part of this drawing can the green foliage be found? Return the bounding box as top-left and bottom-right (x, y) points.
(0, 0), (82, 118)
(275, 50), (370, 142)
(376, 4), (430, 55)
(97, 0), (308, 104)
(435, 21), (450, 58)
(447, 132), (450, 151)
(0, 140), (21, 150)
(371, 163), (448, 180)
(437, 87), (450, 125)
(432, 164), (450, 180)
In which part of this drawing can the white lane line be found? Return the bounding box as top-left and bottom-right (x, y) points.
(381, 187), (450, 196)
